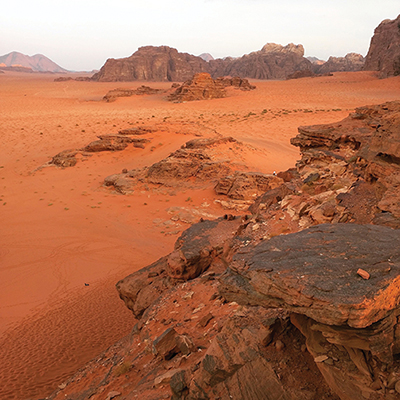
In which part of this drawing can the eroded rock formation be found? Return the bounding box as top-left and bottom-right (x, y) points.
(168, 73), (227, 102)
(91, 46), (211, 82)
(313, 53), (365, 74)
(363, 14), (400, 78)
(48, 101), (400, 400)
(92, 43), (313, 82)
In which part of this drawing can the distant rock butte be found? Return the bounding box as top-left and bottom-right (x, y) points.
(313, 53), (365, 74)
(91, 46), (210, 82)
(0, 51), (68, 73)
(363, 14), (400, 78)
(92, 43), (313, 82)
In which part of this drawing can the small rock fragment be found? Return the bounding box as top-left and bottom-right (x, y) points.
(105, 391), (121, 400)
(314, 355), (329, 363)
(357, 268), (370, 280)
(197, 312), (214, 328)
(275, 340), (285, 351)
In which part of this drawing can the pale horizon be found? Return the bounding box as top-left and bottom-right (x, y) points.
(1, 0), (399, 71)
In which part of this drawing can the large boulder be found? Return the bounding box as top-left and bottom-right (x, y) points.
(220, 223), (400, 400)
(363, 14), (400, 78)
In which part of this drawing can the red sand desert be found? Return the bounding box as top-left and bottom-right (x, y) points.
(1, 70), (400, 399)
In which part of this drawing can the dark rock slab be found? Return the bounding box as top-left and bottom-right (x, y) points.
(220, 224), (400, 329)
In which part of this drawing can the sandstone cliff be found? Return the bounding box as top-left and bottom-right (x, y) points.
(48, 102), (400, 400)
(313, 53), (365, 74)
(363, 14), (400, 78)
(92, 44), (313, 82)
(211, 43), (312, 80)
(91, 46), (211, 82)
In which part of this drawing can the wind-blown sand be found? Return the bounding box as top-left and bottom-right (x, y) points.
(0, 71), (399, 399)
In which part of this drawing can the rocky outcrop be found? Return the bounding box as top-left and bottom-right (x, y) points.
(91, 46), (211, 82)
(103, 85), (163, 102)
(215, 76), (256, 90)
(220, 223), (400, 400)
(48, 101), (400, 400)
(92, 43), (313, 82)
(210, 43), (312, 80)
(313, 53), (365, 74)
(363, 14), (400, 78)
(168, 73), (227, 102)
(48, 127), (152, 169)
(104, 136), (252, 194)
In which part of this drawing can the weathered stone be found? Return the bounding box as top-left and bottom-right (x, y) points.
(221, 224), (400, 330)
(153, 328), (180, 360)
(363, 14), (400, 78)
(167, 216), (241, 280)
(168, 73), (226, 102)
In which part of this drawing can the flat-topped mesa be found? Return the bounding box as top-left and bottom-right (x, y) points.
(92, 45), (211, 82)
(363, 14), (400, 78)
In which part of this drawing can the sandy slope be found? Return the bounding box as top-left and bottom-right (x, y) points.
(0, 71), (399, 399)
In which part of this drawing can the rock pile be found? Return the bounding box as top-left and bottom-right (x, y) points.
(168, 73), (227, 102)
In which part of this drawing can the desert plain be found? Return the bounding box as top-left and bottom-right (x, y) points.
(1, 70), (400, 399)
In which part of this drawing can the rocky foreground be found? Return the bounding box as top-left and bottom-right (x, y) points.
(48, 101), (400, 400)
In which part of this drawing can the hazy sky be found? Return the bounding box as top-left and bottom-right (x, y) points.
(1, 0), (399, 71)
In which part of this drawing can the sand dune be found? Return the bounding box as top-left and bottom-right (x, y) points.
(0, 70), (399, 399)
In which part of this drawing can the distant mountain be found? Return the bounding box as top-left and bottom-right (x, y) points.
(199, 53), (215, 62)
(0, 52), (68, 73)
(306, 56), (325, 65)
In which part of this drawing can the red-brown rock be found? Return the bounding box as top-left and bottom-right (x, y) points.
(363, 14), (400, 78)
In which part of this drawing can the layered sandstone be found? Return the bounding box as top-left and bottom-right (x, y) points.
(363, 14), (400, 78)
(48, 101), (400, 400)
(92, 43), (313, 82)
(91, 46), (211, 82)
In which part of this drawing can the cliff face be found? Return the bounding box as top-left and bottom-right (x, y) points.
(92, 44), (313, 82)
(363, 14), (400, 78)
(48, 101), (400, 400)
(212, 43), (312, 80)
(313, 53), (365, 74)
(92, 46), (211, 82)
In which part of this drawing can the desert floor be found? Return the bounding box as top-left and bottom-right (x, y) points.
(1, 70), (399, 399)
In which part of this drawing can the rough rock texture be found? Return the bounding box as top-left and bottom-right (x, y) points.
(47, 101), (400, 400)
(313, 53), (365, 74)
(104, 136), (253, 194)
(210, 43), (312, 80)
(220, 224), (400, 400)
(215, 171), (283, 200)
(91, 46), (211, 82)
(215, 76), (256, 90)
(48, 128), (152, 170)
(363, 14), (400, 78)
(168, 73), (227, 102)
(92, 43), (313, 82)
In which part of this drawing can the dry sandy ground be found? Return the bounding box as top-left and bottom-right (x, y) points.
(0, 71), (399, 399)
